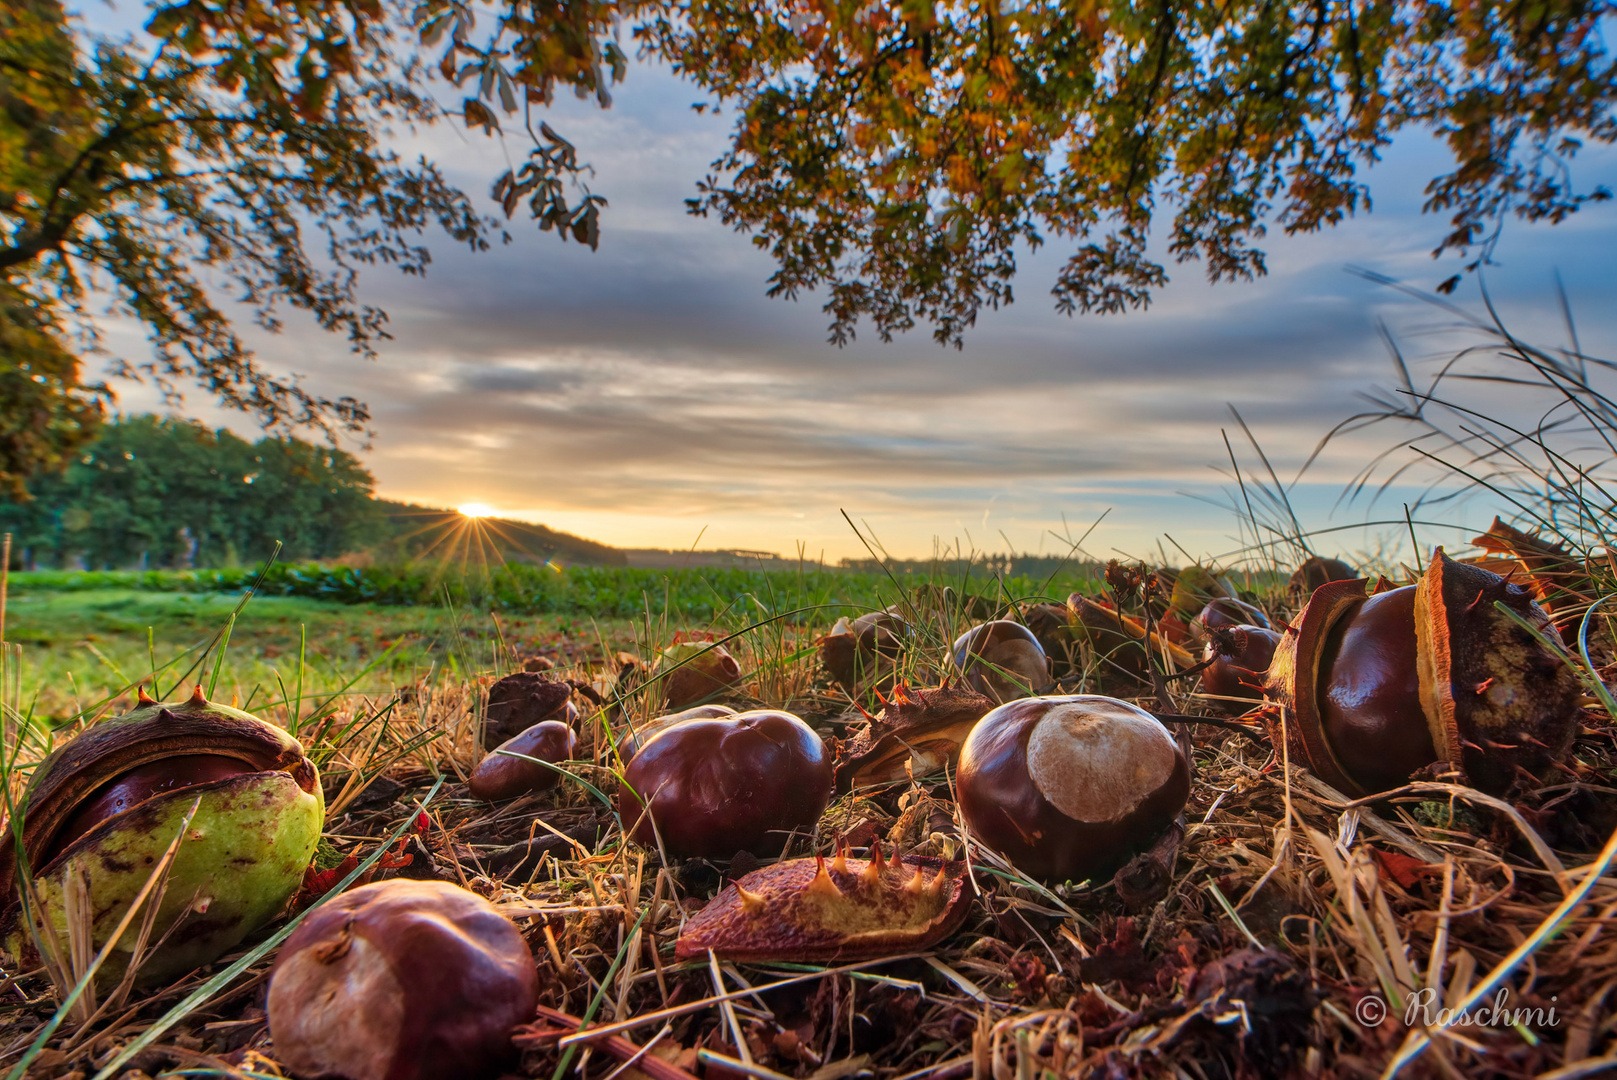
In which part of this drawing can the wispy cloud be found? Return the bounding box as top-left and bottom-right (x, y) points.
(95, 49), (1617, 563)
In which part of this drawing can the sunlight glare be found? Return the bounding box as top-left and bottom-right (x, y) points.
(458, 503), (495, 519)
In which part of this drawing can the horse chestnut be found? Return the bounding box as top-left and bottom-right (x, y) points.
(1269, 549), (1581, 796)
(484, 671), (576, 750)
(950, 621), (1050, 703)
(1195, 597), (1271, 635)
(268, 879), (538, 1080)
(957, 696), (1190, 883)
(656, 640), (744, 709)
(619, 710), (833, 859)
(0, 690), (322, 985)
(616, 704), (735, 763)
(820, 609), (908, 693)
(468, 720), (579, 801)
(1199, 625), (1281, 708)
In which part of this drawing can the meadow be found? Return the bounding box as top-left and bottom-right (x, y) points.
(0, 560), (1107, 722)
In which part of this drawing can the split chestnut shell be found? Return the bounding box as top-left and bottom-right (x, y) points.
(0, 692), (323, 985)
(1268, 549), (1582, 796)
(619, 710), (832, 859)
(268, 879), (538, 1080)
(958, 695), (1190, 883)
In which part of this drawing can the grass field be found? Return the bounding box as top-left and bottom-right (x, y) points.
(0, 559), (1106, 723)
(1, 587), (626, 723)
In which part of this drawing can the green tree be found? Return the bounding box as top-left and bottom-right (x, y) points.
(0, 416), (381, 568)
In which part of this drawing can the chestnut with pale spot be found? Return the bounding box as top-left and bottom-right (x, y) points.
(268, 879), (537, 1080)
(950, 621), (1051, 704)
(957, 695), (1190, 883)
(619, 709), (833, 859)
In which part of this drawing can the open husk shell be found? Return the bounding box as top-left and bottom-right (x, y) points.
(0, 694), (323, 984)
(1270, 550), (1580, 796)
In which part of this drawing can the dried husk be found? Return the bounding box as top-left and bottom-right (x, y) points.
(674, 849), (970, 962)
(1413, 549), (1582, 793)
(835, 684), (995, 791)
(1067, 594), (1195, 683)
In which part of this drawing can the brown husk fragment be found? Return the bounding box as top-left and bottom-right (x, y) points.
(1414, 548), (1582, 794)
(1469, 516), (1596, 632)
(483, 672), (574, 750)
(1264, 578), (1370, 795)
(674, 849), (970, 962)
(834, 684), (994, 791)
(1067, 594), (1195, 683)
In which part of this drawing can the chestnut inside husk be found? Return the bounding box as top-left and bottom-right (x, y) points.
(950, 621), (1051, 704)
(619, 709), (832, 859)
(957, 695), (1190, 882)
(0, 691), (323, 985)
(268, 878), (538, 1080)
(1268, 549), (1581, 796)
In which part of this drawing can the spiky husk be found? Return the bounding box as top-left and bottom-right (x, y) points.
(0, 695), (322, 985)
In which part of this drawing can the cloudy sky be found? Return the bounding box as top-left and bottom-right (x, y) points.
(88, 10), (1617, 566)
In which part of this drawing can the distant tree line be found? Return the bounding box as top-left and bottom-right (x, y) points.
(0, 416), (630, 572)
(837, 555), (1106, 585)
(0, 416), (381, 569)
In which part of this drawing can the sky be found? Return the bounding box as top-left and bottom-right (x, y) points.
(83, 8), (1617, 567)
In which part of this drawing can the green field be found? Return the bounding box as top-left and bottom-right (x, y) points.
(0, 561), (1104, 722)
(0, 588), (614, 721)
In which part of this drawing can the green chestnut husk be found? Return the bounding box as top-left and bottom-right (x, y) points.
(0, 689), (323, 985)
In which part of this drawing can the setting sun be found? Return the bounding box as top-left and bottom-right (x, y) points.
(457, 503), (494, 518)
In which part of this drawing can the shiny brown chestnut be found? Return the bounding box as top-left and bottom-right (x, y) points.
(468, 720), (579, 801)
(950, 621), (1051, 704)
(957, 696), (1190, 883)
(656, 640), (744, 709)
(1199, 625), (1282, 708)
(1269, 549), (1582, 796)
(820, 609), (908, 693)
(619, 709), (833, 859)
(47, 753), (248, 861)
(1195, 597), (1272, 635)
(268, 879), (538, 1080)
(483, 671), (575, 750)
(617, 703), (738, 762)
